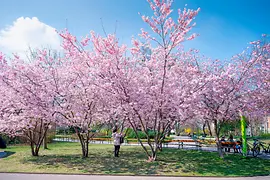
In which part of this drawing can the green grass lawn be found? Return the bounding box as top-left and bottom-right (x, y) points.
(0, 142), (269, 176)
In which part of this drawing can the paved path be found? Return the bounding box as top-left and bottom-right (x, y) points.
(53, 136), (270, 160)
(170, 136), (270, 160)
(0, 173), (270, 180)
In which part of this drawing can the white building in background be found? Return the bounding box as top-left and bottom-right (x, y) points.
(246, 127), (251, 136)
(247, 116), (270, 136)
(260, 116), (270, 134)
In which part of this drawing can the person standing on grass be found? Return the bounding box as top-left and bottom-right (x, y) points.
(112, 128), (122, 157)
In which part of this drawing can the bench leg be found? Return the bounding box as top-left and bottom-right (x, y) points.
(198, 144), (202, 150)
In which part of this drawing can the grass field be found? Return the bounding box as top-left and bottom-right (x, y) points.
(0, 142), (269, 176)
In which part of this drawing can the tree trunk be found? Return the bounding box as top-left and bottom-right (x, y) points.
(203, 121), (206, 135)
(214, 120), (224, 158)
(31, 149), (39, 156)
(77, 132), (89, 158)
(128, 119), (152, 159)
(149, 147), (157, 162)
(30, 139), (42, 156)
(216, 137), (224, 158)
(34, 143), (41, 156)
(27, 122), (49, 156)
(30, 142), (36, 156)
(157, 142), (163, 151)
(43, 133), (48, 149)
(206, 121), (212, 136)
(175, 121), (180, 136)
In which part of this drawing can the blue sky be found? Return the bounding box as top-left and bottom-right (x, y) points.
(0, 0), (269, 60)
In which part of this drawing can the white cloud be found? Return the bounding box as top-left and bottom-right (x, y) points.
(0, 17), (61, 58)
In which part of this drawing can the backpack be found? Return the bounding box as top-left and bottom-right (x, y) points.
(120, 136), (124, 144)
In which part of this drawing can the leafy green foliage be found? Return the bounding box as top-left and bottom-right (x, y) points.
(125, 129), (160, 139)
(56, 127), (76, 135)
(219, 120), (241, 136)
(0, 134), (27, 145)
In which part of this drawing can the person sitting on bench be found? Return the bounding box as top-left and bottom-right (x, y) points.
(226, 135), (234, 152)
(220, 136), (227, 151)
(234, 138), (242, 153)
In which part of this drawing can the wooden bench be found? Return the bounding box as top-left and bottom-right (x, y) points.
(199, 139), (216, 145)
(220, 141), (241, 153)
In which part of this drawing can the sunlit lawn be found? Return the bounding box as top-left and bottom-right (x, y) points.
(0, 142), (269, 176)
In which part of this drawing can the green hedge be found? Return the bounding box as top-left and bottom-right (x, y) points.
(0, 134), (28, 145)
(126, 128), (166, 139)
(247, 133), (270, 140)
(56, 127), (76, 135)
(260, 133), (270, 139)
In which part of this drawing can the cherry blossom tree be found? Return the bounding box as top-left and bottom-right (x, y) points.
(197, 35), (270, 157)
(0, 49), (60, 156)
(1, 0), (268, 162)
(127, 0), (203, 161)
(52, 55), (107, 158)
(59, 0), (202, 161)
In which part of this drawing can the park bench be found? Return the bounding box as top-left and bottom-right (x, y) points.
(199, 139), (216, 145)
(220, 141), (241, 153)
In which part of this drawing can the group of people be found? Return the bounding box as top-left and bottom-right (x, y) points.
(220, 135), (242, 153)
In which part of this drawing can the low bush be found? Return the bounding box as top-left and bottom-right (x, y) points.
(260, 133), (270, 139)
(0, 134), (28, 145)
(126, 129), (165, 139)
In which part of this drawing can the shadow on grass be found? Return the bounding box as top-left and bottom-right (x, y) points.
(157, 149), (270, 176)
(22, 144), (270, 176)
(24, 147), (158, 175)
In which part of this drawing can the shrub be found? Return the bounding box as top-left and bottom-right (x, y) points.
(47, 131), (56, 143)
(56, 126), (76, 135)
(259, 133), (270, 139)
(0, 134), (27, 145)
(148, 130), (156, 139)
(126, 129), (146, 139)
(126, 129), (164, 139)
(99, 128), (112, 136)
